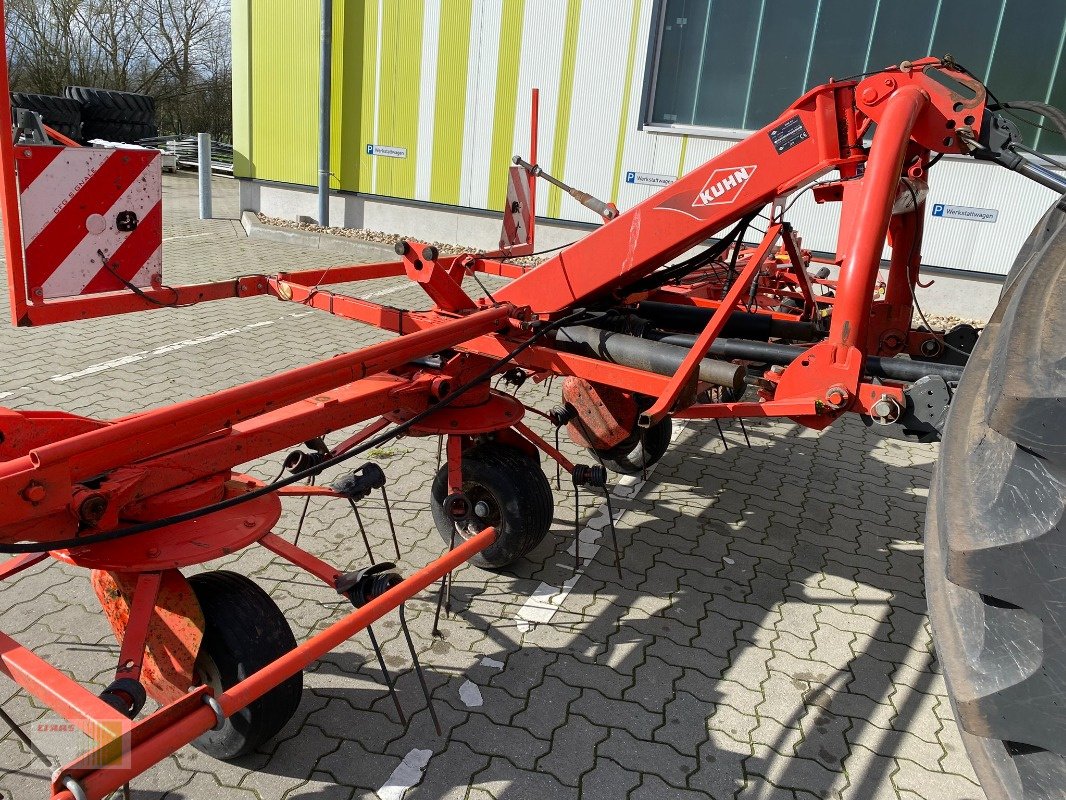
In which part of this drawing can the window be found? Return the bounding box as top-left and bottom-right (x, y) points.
(648, 0), (1066, 154)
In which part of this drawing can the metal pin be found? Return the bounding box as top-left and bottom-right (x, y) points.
(366, 624), (406, 725)
(380, 485), (401, 560)
(348, 499), (376, 564)
(398, 605), (443, 736)
(714, 419), (730, 450)
(0, 703), (50, 767)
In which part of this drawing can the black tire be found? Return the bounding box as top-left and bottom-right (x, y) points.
(82, 120), (158, 144)
(430, 443), (554, 569)
(1001, 204), (1066, 302)
(188, 571), (302, 761)
(594, 416), (673, 476)
(926, 205), (1066, 800)
(64, 86), (156, 125)
(10, 93), (82, 140)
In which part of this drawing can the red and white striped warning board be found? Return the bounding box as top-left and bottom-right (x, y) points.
(14, 145), (162, 301)
(499, 165), (533, 250)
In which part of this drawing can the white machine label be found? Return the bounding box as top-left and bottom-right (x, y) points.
(931, 203), (998, 223)
(625, 171), (674, 188)
(366, 144), (407, 158)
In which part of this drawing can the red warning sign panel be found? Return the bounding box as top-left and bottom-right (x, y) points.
(14, 145), (162, 300)
(499, 165), (533, 251)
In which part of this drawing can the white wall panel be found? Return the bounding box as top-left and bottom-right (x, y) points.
(415, 1), (442, 202)
(460, 0), (500, 208)
(513, 0), (569, 219)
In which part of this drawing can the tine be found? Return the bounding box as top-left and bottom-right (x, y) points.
(445, 529), (455, 617)
(640, 428), (647, 482)
(574, 484), (581, 571)
(431, 529), (456, 638)
(398, 605), (443, 736)
(380, 485), (402, 560)
(348, 499), (376, 565)
(738, 418), (752, 448)
(436, 435), (443, 472)
(603, 490), (623, 581)
(714, 419), (729, 450)
(367, 624), (407, 725)
(293, 475), (316, 547)
(0, 704), (50, 767)
(554, 428), (562, 489)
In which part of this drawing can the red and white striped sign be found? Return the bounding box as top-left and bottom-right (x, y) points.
(499, 165), (533, 250)
(14, 145), (162, 300)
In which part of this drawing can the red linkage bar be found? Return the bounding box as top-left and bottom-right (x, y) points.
(0, 305), (511, 490)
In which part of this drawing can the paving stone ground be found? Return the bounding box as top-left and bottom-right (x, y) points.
(0, 174), (984, 799)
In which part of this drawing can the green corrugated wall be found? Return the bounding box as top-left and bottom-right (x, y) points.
(232, 0), (638, 217)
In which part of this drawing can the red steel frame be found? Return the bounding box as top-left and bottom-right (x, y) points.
(0, 1), (993, 791)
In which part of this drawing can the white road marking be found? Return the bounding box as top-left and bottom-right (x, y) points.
(376, 748), (433, 800)
(362, 284), (408, 300)
(459, 679), (484, 707)
(515, 425), (683, 633)
(45, 313), (314, 385)
(162, 232), (215, 242)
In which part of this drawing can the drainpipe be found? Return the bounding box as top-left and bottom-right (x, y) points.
(317, 0), (333, 227)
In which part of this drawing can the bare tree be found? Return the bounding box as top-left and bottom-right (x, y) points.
(5, 0), (232, 138)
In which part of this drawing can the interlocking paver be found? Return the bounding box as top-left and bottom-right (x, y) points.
(0, 175), (985, 800)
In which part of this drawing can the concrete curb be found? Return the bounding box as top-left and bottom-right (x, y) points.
(240, 210), (397, 261)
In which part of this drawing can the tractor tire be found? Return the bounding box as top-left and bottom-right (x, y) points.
(925, 205), (1066, 800)
(82, 120), (158, 144)
(64, 86), (156, 125)
(594, 416), (673, 476)
(430, 443), (554, 569)
(9, 93), (82, 141)
(188, 571), (302, 761)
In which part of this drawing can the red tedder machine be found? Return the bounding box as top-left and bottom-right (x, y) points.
(1, 5), (1065, 797)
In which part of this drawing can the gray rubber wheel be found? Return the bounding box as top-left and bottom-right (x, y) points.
(594, 416), (673, 475)
(430, 443), (554, 569)
(188, 571), (302, 761)
(925, 205), (1066, 800)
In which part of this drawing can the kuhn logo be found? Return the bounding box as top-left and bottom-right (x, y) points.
(693, 166), (757, 207)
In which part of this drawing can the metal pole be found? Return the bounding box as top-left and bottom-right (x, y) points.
(317, 0), (333, 227)
(197, 132), (212, 220)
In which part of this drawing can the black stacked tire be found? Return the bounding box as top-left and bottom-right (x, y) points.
(188, 571), (302, 761)
(9, 93), (82, 141)
(926, 204), (1066, 800)
(430, 443), (554, 569)
(63, 86), (157, 142)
